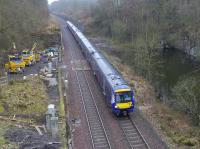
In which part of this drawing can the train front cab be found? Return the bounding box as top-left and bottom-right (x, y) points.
(112, 88), (134, 116)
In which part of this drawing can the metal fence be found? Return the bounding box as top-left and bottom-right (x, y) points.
(0, 76), (8, 86)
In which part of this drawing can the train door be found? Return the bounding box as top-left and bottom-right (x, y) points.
(91, 59), (96, 75)
(105, 83), (112, 107)
(88, 52), (92, 64)
(103, 77), (106, 95)
(86, 50), (90, 62)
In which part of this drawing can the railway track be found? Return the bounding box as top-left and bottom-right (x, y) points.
(67, 34), (111, 148)
(76, 71), (111, 149)
(119, 117), (150, 149)
(84, 70), (151, 149)
(66, 27), (150, 149)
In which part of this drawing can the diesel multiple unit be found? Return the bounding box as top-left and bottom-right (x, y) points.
(67, 21), (135, 115)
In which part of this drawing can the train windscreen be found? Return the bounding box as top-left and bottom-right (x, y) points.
(10, 57), (21, 62)
(22, 51), (30, 55)
(115, 91), (132, 103)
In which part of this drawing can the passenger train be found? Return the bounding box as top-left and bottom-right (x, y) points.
(67, 21), (134, 115)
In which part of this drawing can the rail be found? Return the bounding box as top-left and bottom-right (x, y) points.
(66, 22), (152, 149)
(68, 34), (111, 148)
(119, 116), (151, 149)
(76, 71), (111, 149)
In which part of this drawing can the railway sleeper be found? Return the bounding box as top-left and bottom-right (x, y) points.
(91, 126), (103, 131)
(95, 137), (107, 142)
(126, 132), (138, 136)
(86, 109), (97, 113)
(88, 119), (100, 123)
(95, 146), (109, 149)
(94, 140), (108, 145)
(93, 133), (105, 138)
(89, 120), (101, 124)
(95, 145), (110, 149)
(123, 126), (135, 129)
(92, 129), (104, 134)
(128, 135), (141, 140)
(130, 139), (143, 144)
(90, 124), (102, 128)
(92, 130), (105, 134)
(132, 143), (146, 148)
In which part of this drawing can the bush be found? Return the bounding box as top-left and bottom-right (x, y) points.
(173, 134), (198, 146)
(112, 20), (127, 41)
(172, 75), (200, 125)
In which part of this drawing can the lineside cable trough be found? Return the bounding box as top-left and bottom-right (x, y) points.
(46, 104), (59, 138)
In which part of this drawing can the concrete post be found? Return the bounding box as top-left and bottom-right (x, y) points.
(46, 113), (51, 131)
(51, 116), (58, 138)
(45, 104), (58, 138)
(48, 62), (52, 73)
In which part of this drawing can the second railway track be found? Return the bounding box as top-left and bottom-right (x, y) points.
(76, 71), (111, 149)
(68, 35), (111, 148)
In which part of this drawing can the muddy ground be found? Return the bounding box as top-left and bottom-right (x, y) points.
(5, 128), (60, 149)
(1, 56), (61, 149)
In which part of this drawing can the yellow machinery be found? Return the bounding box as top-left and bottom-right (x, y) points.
(22, 49), (36, 66)
(5, 55), (26, 73)
(21, 43), (41, 65)
(35, 52), (41, 62)
(32, 42), (41, 62)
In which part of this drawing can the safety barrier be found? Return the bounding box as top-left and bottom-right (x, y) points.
(0, 76), (8, 86)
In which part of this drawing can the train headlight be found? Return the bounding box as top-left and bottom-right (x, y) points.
(115, 105), (118, 108)
(131, 103), (134, 107)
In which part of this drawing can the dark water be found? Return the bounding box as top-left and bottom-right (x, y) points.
(154, 49), (200, 101)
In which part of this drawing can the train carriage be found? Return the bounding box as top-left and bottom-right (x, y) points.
(67, 21), (134, 115)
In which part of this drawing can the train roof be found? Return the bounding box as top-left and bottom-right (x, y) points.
(92, 51), (131, 91)
(67, 21), (131, 92)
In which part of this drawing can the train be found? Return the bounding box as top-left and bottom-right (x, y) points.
(67, 21), (135, 116)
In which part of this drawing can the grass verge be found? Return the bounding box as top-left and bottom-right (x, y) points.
(147, 102), (199, 148)
(0, 77), (48, 119)
(98, 39), (200, 148)
(58, 52), (67, 148)
(58, 66), (67, 149)
(58, 67), (65, 118)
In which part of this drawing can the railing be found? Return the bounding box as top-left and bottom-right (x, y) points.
(0, 76), (8, 86)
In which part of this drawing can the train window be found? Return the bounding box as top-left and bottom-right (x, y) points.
(115, 92), (132, 103)
(22, 51), (31, 55)
(10, 57), (21, 61)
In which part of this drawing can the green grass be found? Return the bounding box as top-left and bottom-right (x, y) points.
(0, 77), (48, 120)
(152, 102), (200, 148)
(172, 134), (198, 146)
(0, 104), (4, 113)
(58, 55), (67, 148)
(59, 120), (67, 149)
(58, 67), (65, 118)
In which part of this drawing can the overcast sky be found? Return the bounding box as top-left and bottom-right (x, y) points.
(48, 0), (59, 5)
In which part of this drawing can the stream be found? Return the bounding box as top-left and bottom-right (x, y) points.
(153, 49), (200, 102)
